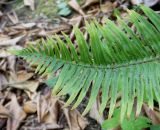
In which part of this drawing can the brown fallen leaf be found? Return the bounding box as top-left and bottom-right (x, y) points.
(100, 1), (114, 14)
(0, 35), (25, 46)
(24, 0), (35, 10)
(10, 70), (34, 83)
(22, 123), (63, 130)
(8, 81), (39, 93)
(0, 59), (7, 71)
(0, 49), (12, 58)
(0, 34), (10, 41)
(7, 69), (37, 93)
(36, 88), (87, 130)
(7, 55), (16, 74)
(11, 23), (36, 30)
(5, 94), (27, 130)
(23, 100), (37, 114)
(36, 92), (62, 129)
(68, 0), (85, 16)
(82, 0), (99, 8)
(3, 27), (26, 36)
(69, 16), (83, 39)
(7, 11), (19, 24)
(62, 107), (88, 130)
(0, 45), (22, 73)
(69, 16), (83, 26)
(37, 93), (60, 125)
(43, 97), (59, 124)
(143, 104), (160, 124)
(0, 73), (7, 90)
(0, 104), (10, 118)
(37, 93), (49, 123)
(89, 97), (104, 124)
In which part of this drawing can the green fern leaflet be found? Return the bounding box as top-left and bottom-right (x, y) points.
(11, 5), (160, 122)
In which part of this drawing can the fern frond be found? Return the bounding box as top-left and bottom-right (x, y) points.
(12, 6), (160, 122)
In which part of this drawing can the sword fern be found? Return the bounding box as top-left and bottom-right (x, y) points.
(12, 5), (160, 122)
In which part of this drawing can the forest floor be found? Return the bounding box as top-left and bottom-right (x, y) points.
(0, 0), (160, 130)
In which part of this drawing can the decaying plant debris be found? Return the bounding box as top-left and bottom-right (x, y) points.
(0, 0), (160, 130)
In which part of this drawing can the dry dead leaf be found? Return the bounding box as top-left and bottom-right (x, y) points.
(62, 107), (88, 130)
(131, 0), (159, 6)
(23, 100), (37, 114)
(7, 70), (37, 92)
(11, 23), (36, 30)
(100, 1), (114, 13)
(36, 89), (87, 130)
(7, 11), (19, 24)
(37, 93), (49, 123)
(68, 0), (85, 16)
(3, 27), (26, 36)
(23, 123), (62, 130)
(10, 70), (34, 83)
(82, 0), (99, 8)
(69, 16), (83, 26)
(89, 97), (104, 124)
(0, 35), (25, 46)
(0, 59), (7, 71)
(69, 16), (82, 39)
(0, 49), (12, 58)
(143, 104), (160, 124)
(0, 104), (10, 118)
(37, 24), (71, 36)
(0, 34), (10, 41)
(5, 94), (26, 130)
(0, 73), (7, 90)
(36, 93), (61, 129)
(24, 0), (35, 10)
(37, 93), (59, 124)
(0, 45), (22, 59)
(9, 81), (39, 93)
(7, 55), (16, 74)
(43, 97), (59, 124)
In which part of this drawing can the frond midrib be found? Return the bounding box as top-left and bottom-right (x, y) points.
(25, 52), (160, 70)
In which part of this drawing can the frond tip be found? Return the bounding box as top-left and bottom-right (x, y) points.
(12, 5), (160, 122)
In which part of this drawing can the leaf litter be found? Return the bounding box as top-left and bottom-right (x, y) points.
(0, 0), (160, 130)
